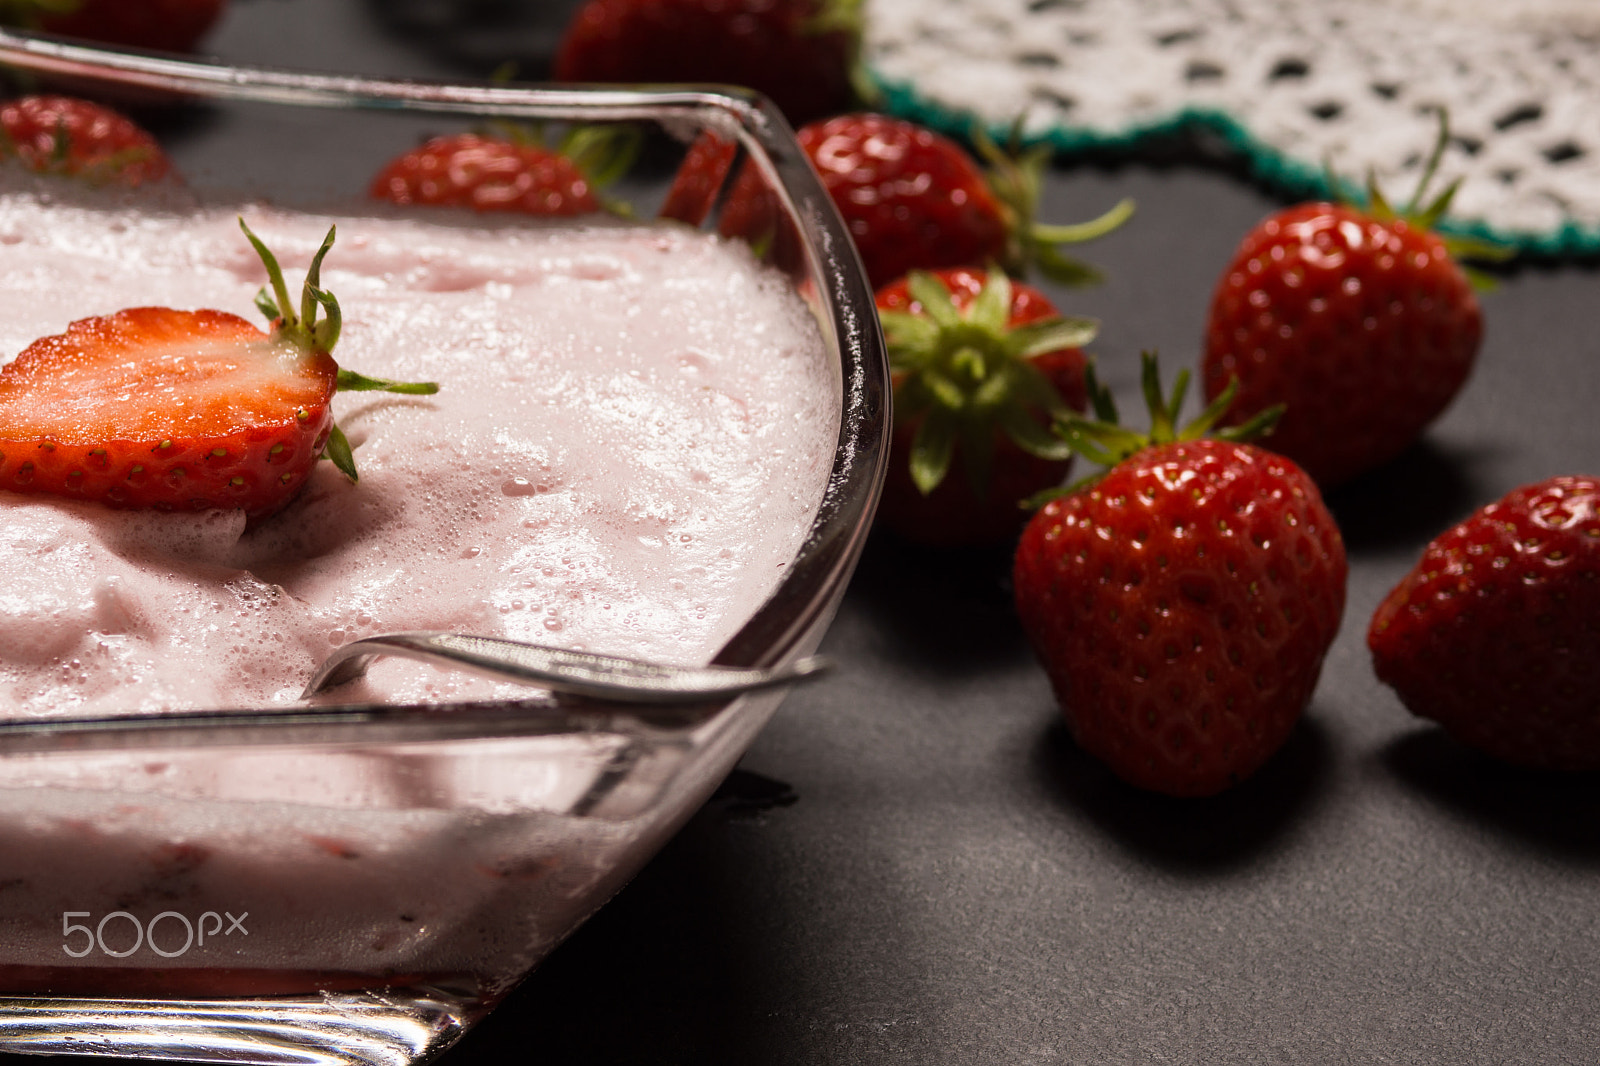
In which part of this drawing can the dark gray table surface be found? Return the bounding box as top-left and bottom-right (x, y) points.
(12, 1), (1600, 1062)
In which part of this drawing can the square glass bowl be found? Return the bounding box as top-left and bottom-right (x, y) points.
(0, 30), (888, 1066)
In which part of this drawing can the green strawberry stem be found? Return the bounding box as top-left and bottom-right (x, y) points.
(1028, 351), (1283, 506)
(239, 217), (438, 483)
(880, 269), (1097, 495)
(973, 125), (1135, 286)
(336, 369), (439, 394)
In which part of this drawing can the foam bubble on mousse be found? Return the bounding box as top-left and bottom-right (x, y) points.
(0, 193), (839, 718)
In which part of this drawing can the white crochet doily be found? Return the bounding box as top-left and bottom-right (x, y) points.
(864, 0), (1600, 253)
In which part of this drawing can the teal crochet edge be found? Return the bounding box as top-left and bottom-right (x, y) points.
(869, 71), (1600, 260)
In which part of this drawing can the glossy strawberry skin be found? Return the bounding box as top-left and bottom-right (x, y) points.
(806, 114), (1004, 289)
(369, 134), (600, 215)
(553, 0), (855, 127)
(0, 95), (172, 187)
(1014, 440), (1347, 796)
(1202, 202), (1481, 487)
(36, 0), (226, 52)
(717, 114), (1007, 290)
(875, 268), (1086, 547)
(1369, 475), (1600, 770)
(0, 307), (336, 521)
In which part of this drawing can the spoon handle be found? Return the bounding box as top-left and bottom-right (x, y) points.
(301, 631), (830, 703)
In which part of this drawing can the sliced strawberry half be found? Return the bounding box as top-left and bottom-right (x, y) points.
(0, 220), (435, 522)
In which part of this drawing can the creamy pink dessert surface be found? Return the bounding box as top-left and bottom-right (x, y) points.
(0, 187), (838, 716)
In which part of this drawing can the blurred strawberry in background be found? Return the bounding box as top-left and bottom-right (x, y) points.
(1, 0), (227, 52)
(553, 0), (861, 126)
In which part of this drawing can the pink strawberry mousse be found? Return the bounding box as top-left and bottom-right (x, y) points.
(0, 186), (838, 715)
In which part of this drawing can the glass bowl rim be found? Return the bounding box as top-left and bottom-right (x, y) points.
(0, 30), (891, 755)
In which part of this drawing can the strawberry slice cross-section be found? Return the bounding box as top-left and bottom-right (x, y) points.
(0, 219), (436, 522)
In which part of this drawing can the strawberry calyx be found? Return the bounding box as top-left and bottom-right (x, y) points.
(1032, 351), (1283, 505)
(1335, 108), (1512, 287)
(973, 126), (1135, 286)
(881, 269), (1097, 496)
(239, 217), (438, 482)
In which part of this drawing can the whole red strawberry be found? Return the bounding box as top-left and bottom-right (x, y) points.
(553, 0), (860, 127)
(0, 220), (435, 522)
(1014, 355), (1347, 796)
(369, 126), (635, 216)
(874, 267), (1094, 546)
(0, 94), (172, 187)
(1368, 475), (1600, 771)
(1202, 115), (1507, 486)
(31, 0), (226, 51)
(714, 114), (1133, 290)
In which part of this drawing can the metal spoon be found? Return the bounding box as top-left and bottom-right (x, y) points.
(301, 631), (830, 703)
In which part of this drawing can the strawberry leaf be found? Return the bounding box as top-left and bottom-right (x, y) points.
(253, 287), (281, 323)
(968, 271), (1012, 333)
(973, 121), (1133, 285)
(922, 366), (967, 412)
(558, 123), (643, 190)
(905, 271), (964, 328)
(300, 224), (337, 335)
(1405, 107), (1451, 219)
(1084, 359), (1119, 423)
(1012, 316), (1098, 359)
(1007, 358), (1072, 417)
(1047, 352), (1282, 489)
(999, 403), (1075, 461)
(1416, 176), (1461, 232)
(1335, 108), (1513, 269)
(1049, 415), (1137, 469)
(1030, 197), (1136, 246)
(240, 218), (343, 354)
(322, 422), (358, 483)
(308, 285), (341, 352)
(884, 268), (1098, 495)
(879, 309), (941, 358)
(1365, 172), (1395, 223)
(971, 360), (1013, 410)
(909, 409), (957, 495)
(1212, 403), (1284, 443)
(240, 218), (295, 332)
